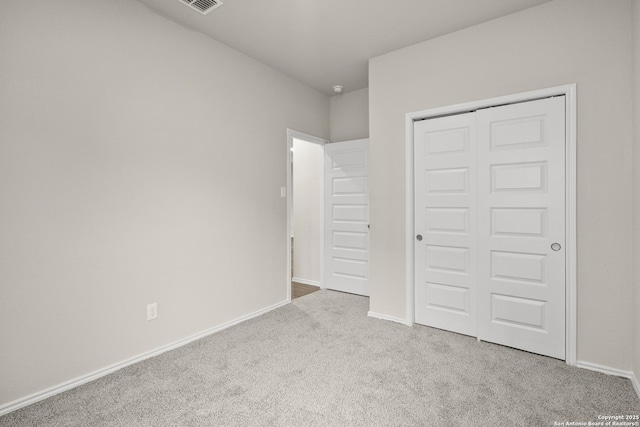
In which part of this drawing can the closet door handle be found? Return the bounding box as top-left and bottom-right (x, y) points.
(416, 235), (423, 241)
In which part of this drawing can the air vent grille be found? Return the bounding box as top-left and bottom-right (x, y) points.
(179, 0), (223, 15)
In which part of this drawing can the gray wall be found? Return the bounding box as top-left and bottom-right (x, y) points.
(0, 0), (329, 406)
(633, 0), (640, 382)
(369, 0), (634, 371)
(330, 88), (369, 142)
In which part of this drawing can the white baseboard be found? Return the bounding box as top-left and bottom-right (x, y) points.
(367, 311), (412, 326)
(576, 360), (634, 378)
(0, 299), (290, 417)
(632, 372), (640, 400)
(292, 277), (321, 287)
(576, 360), (640, 400)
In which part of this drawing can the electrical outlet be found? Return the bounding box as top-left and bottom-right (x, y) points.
(147, 303), (158, 321)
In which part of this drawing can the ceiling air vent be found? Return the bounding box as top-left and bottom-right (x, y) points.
(179, 0), (223, 15)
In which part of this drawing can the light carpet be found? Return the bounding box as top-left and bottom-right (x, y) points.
(1, 290), (638, 426)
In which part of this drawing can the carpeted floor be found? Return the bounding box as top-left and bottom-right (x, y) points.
(1, 290), (638, 426)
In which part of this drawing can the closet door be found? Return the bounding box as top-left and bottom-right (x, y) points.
(414, 112), (477, 337)
(476, 97), (566, 359)
(413, 96), (567, 360)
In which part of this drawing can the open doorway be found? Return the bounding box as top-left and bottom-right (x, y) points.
(286, 130), (327, 300)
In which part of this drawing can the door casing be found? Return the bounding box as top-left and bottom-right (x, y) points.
(404, 84), (577, 366)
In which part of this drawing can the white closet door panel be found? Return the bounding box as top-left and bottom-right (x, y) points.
(414, 112), (477, 337)
(477, 96), (566, 359)
(413, 96), (566, 360)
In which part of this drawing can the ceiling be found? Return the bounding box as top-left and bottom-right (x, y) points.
(136, 0), (552, 96)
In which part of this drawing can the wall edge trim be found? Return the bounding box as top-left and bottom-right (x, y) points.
(576, 360), (639, 399)
(368, 311), (412, 326)
(0, 299), (290, 416)
(291, 277), (321, 287)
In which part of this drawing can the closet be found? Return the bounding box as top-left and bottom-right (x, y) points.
(414, 96), (566, 359)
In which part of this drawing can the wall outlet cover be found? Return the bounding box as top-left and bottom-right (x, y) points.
(147, 303), (158, 321)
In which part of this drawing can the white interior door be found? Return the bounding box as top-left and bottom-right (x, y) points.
(324, 139), (369, 296)
(414, 112), (477, 336)
(414, 96), (566, 359)
(476, 96), (566, 359)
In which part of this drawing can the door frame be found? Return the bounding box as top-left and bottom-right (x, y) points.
(404, 84), (577, 365)
(286, 129), (328, 302)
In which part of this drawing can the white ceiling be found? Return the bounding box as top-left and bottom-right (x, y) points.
(136, 0), (552, 95)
